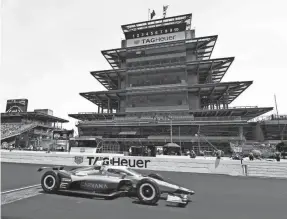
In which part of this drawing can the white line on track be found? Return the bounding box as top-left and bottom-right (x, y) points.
(1, 184), (43, 205)
(1, 184), (41, 194)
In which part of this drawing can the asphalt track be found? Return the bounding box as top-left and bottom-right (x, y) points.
(1, 162), (287, 219)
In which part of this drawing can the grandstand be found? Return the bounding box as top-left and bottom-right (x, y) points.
(1, 107), (69, 149)
(69, 13), (273, 154)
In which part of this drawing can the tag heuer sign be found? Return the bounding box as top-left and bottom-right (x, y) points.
(126, 31), (186, 48)
(74, 156), (84, 165)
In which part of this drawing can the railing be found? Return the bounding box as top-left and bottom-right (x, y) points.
(249, 114), (287, 123)
(230, 106), (258, 109)
(76, 115), (243, 126)
(195, 116), (242, 121)
(126, 82), (187, 90)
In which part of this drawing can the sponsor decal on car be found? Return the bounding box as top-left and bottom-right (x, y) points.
(86, 156), (151, 168)
(80, 181), (108, 190)
(61, 178), (72, 182)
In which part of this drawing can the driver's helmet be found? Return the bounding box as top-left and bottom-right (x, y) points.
(94, 160), (105, 171)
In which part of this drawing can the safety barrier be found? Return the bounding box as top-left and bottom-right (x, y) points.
(1, 150), (287, 178)
(0, 150), (243, 176)
(243, 160), (287, 178)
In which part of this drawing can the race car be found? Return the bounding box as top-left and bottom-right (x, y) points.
(38, 162), (195, 207)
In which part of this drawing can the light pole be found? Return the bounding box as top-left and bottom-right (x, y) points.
(169, 113), (173, 143)
(196, 125), (201, 153)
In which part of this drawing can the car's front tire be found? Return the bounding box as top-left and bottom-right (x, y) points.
(41, 171), (59, 193)
(136, 178), (160, 205)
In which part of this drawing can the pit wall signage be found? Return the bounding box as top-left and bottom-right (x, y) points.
(126, 31), (186, 48)
(74, 156), (151, 168)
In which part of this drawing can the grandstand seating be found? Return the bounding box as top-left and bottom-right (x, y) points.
(1, 123), (37, 140)
(242, 142), (275, 158)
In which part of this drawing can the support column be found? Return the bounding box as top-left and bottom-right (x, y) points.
(238, 126), (243, 141)
(126, 73), (129, 88)
(118, 76), (121, 89)
(208, 70), (212, 83)
(108, 99), (110, 113)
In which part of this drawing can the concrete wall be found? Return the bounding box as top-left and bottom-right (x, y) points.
(120, 100), (126, 112)
(255, 123), (265, 142)
(186, 51), (196, 62)
(126, 52), (186, 64)
(125, 105), (189, 113)
(243, 160), (287, 178)
(188, 94), (200, 110)
(0, 150), (243, 176)
(120, 78), (126, 90)
(187, 73), (198, 85)
(2, 151), (287, 179)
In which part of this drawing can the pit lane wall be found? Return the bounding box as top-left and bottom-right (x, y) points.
(1, 150), (287, 178)
(243, 160), (287, 178)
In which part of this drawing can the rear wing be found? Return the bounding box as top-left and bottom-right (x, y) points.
(37, 166), (65, 172)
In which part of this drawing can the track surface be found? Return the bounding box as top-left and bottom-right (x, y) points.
(1, 162), (287, 219)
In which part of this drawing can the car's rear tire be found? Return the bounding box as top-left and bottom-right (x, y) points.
(41, 171), (59, 193)
(136, 178), (160, 205)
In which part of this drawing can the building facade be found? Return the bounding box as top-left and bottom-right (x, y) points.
(69, 13), (273, 153)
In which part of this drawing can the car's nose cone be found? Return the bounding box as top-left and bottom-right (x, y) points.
(179, 187), (195, 195)
(189, 190), (195, 195)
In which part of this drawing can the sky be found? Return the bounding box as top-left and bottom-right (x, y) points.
(1, 0), (287, 131)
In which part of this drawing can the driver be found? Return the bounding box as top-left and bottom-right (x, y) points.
(75, 160), (106, 176)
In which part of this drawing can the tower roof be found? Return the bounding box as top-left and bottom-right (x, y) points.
(121, 13), (192, 33)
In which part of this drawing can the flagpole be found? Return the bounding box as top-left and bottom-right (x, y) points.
(274, 94), (281, 138)
(148, 8), (150, 21)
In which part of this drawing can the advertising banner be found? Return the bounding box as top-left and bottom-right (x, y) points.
(6, 99), (28, 113)
(73, 155), (151, 169)
(126, 31), (186, 48)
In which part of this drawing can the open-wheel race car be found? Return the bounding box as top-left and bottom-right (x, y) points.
(38, 162), (195, 207)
